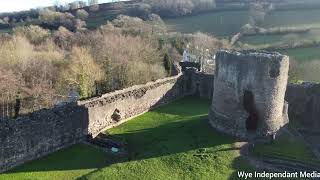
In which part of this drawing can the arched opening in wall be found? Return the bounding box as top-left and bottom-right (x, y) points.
(243, 90), (259, 132)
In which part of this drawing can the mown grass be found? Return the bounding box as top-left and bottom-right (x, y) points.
(0, 97), (255, 180)
(252, 131), (320, 167)
(82, 96), (254, 180)
(0, 144), (110, 180)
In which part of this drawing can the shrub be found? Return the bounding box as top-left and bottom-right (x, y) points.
(53, 26), (75, 50)
(147, 0), (194, 17)
(109, 15), (166, 37)
(0, 67), (23, 97)
(89, 4), (99, 12)
(39, 8), (86, 31)
(192, 0), (216, 12)
(13, 25), (50, 45)
(63, 47), (102, 98)
(163, 53), (173, 75)
(76, 9), (89, 20)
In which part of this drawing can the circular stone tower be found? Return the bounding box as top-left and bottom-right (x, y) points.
(209, 50), (289, 139)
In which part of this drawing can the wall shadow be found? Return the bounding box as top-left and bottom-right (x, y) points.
(2, 96), (239, 175)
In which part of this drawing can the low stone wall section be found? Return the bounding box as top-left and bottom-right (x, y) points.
(286, 82), (320, 131)
(79, 73), (186, 137)
(0, 104), (88, 172)
(184, 69), (214, 99)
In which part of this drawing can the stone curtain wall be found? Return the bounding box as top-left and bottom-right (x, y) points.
(0, 64), (188, 172)
(286, 83), (320, 131)
(184, 68), (214, 99)
(79, 74), (186, 137)
(0, 104), (88, 172)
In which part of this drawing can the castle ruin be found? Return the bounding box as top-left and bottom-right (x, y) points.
(209, 50), (290, 139)
(1, 49), (320, 172)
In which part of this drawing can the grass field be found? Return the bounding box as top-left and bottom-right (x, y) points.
(252, 131), (320, 167)
(86, 10), (120, 29)
(0, 97), (254, 180)
(239, 30), (320, 46)
(0, 27), (12, 34)
(164, 10), (250, 37)
(262, 9), (320, 28)
(279, 46), (320, 62)
(164, 8), (320, 38)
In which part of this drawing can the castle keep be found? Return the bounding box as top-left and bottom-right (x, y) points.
(209, 50), (289, 138)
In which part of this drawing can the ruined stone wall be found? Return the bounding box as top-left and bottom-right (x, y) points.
(0, 64), (193, 172)
(209, 50), (290, 139)
(286, 83), (320, 131)
(184, 68), (214, 99)
(78, 74), (186, 137)
(0, 104), (88, 172)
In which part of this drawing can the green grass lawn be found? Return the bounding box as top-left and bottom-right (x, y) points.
(252, 131), (320, 167)
(0, 144), (111, 180)
(0, 97), (255, 180)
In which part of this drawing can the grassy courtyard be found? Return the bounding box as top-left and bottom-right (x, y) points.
(0, 97), (254, 180)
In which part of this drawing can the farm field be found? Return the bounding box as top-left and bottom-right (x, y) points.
(164, 10), (250, 37)
(0, 97), (255, 180)
(0, 27), (12, 33)
(86, 9), (122, 29)
(165, 8), (320, 38)
(279, 46), (320, 62)
(239, 30), (320, 47)
(262, 9), (320, 28)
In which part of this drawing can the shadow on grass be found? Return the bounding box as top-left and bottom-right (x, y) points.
(2, 97), (253, 180)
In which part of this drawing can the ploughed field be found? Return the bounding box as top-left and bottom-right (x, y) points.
(0, 97), (254, 180)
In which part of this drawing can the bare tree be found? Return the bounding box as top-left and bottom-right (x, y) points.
(76, 9), (89, 20)
(249, 1), (268, 26)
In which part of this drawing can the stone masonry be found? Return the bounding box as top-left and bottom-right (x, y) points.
(209, 50), (290, 139)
